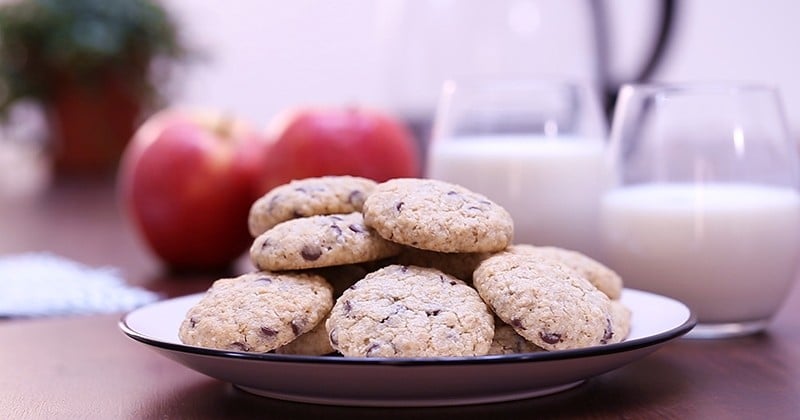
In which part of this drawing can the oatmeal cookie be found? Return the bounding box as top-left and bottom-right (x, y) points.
(473, 253), (614, 351)
(275, 314), (335, 356)
(395, 247), (487, 282)
(609, 299), (632, 343)
(488, 318), (545, 355)
(506, 244), (623, 299)
(249, 176), (377, 236)
(326, 265), (494, 357)
(363, 178), (513, 253)
(178, 271), (333, 353)
(250, 212), (401, 271)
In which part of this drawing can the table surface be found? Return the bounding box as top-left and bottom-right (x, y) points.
(2, 180), (800, 419)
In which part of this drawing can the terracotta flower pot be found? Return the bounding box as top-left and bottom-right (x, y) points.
(46, 73), (143, 179)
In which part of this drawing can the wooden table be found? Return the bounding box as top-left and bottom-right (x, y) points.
(2, 180), (799, 419)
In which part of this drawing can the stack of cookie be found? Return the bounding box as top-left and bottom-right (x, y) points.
(178, 176), (631, 358)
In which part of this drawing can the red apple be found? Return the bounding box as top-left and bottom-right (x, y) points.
(118, 107), (272, 271)
(255, 106), (420, 195)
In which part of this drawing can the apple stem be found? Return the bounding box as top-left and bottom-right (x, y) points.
(215, 114), (235, 139)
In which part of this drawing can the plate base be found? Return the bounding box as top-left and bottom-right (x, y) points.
(684, 319), (769, 339)
(235, 380), (586, 407)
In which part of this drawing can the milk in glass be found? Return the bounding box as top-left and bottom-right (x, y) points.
(600, 183), (800, 322)
(427, 135), (610, 258)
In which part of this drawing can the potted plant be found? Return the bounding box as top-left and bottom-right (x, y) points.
(0, 0), (190, 178)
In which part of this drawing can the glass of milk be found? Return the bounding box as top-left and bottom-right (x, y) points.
(600, 83), (800, 338)
(426, 79), (609, 259)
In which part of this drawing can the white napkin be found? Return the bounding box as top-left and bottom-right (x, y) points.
(0, 252), (160, 318)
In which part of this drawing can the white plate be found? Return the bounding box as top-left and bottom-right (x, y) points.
(119, 288), (695, 407)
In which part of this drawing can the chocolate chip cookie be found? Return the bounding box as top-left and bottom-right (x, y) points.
(326, 264), (495, 358)
(395, 247), (488, 282)
(505, 244), (623, 299)
(609, 299), (632, 344)
(178, 271), (333, 353)
(363, 178), (514, 253)
(250, 212), (402, 271)
(473, 253), (614, 351)
(249, 176), (377, 237)
(275, 314), (335, 356)
(488, 319), (545, 355)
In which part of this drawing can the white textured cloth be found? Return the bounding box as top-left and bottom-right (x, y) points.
(0, 252), (160, 318)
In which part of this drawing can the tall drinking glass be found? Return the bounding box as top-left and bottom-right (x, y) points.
(600, 83), (800, 338)
(426, 79), (609, 259)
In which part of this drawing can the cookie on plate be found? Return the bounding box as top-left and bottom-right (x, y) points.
(473, 253), (614, 351)
(250, 212), (402, 271)
(310, 264), (371, 297)
(178, 271), (333, 353)
(275, 314), (335, 356)
(248, 176), (377, 237)
(395, 247), (488, 282)
(326, 264), (495, 358)
(488, 319), (545, 355)
(505, 244), (623, 299)
(609, 299), (632, 344)
(363, 178), (513, 253)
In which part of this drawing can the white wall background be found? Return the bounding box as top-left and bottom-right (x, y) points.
(161, 0), (800, 135)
